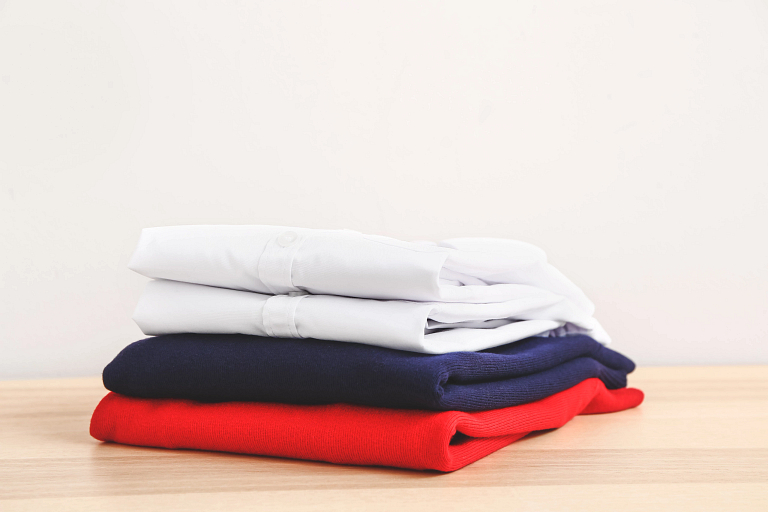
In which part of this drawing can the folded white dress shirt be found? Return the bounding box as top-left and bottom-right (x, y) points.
(133, 279), (609, 354)
(128, 225), (595, 307)
(128, 225), (610, 353)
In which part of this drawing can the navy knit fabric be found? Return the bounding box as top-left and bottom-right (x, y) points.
(103, 334), (636, 412)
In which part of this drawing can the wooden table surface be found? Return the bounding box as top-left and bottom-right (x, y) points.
(1, 366), (766, 511)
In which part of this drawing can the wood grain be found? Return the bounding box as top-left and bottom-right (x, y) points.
(1, 366), (767, 511)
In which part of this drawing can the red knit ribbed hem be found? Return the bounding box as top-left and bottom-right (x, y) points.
(90, 378), (643, 472)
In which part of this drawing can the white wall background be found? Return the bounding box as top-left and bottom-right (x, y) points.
(1, 0), (767, 379)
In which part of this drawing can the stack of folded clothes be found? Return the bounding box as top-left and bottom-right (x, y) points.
(90, 225), (644, 472)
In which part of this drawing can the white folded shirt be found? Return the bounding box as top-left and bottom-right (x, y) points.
(134, 279), (610, 354)
(128, 225), (595, 309)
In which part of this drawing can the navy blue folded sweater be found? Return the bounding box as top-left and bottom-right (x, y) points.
(103, 333), (635, 412)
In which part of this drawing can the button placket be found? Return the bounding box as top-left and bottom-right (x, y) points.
(257, 231), (306, 295)
(262, 295), (305, 338)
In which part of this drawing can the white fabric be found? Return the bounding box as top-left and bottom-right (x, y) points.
(134, 279), (610, 354)
(128, 225), (595, 308)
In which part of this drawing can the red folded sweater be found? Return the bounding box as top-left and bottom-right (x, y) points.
(90, 378), (643, 472)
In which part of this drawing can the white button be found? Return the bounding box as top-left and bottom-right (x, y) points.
(277, 231), (298, 247)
